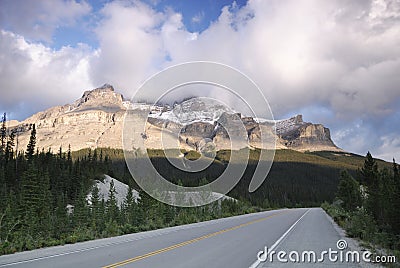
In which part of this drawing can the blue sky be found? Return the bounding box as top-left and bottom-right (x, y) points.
(144, 0), (248, 31)
(0, 0), (399, 161)
(49, 0), (249, 49)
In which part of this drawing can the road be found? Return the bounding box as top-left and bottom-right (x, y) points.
(0, 208), (365, 267)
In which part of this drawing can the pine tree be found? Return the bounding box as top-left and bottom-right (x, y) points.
(38, 170), (52, 234)
(389, 159), (400, 233)
(68, 158), (81, 202)
(92, 150), (98, 163)
(67, 145), (72, 166)
(103, 179), (120, 236)
(25, 124), (36, 160)
(73, 188), (89, 228)
(123, 183), (136, 225)
(0, 198), (20, 245)
(99, 150), (103, 163)
(393, 158), (399, 179)
(336, 170), (361, 211)
(90, 184), (104, 233)
(361, 151), (378, 187)
(58, 146), (63, 159)
(19, 163), (43, 232)
(52, 194), (69, 239)
(0, 113), (6, 156)
(137, 189), (155, 227)
(378, 168), (393, 227)
(5, 131), (15, 162)
(360, 152), (383, 224)
(0, 113), (7, 194)
(105, 179), (119, 223)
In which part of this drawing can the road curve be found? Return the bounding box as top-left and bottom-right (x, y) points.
(0, 208), (362, 268)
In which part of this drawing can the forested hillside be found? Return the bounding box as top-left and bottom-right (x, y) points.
(0, 120), (249, 255)
(0, 114), (394, 255)
(323, 152), (400, 257)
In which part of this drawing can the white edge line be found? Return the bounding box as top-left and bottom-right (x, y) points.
(249, 208), (311, 268)
(0, 210), (283, 267)
(0, 215), (236, 267)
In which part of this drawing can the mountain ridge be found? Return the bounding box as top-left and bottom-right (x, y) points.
(5, 84), (342, 153)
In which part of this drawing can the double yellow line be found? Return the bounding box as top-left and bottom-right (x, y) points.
(103, 210), (288, 268)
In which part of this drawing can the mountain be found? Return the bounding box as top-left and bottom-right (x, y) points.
(5, 84), (341, 153)
(274, 114), (339, 152)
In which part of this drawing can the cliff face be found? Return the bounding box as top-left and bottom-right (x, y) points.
(276, 115), (338, 152)
(74, 84), (125, 111)
(9, 84), (127, 152)
(7, 85), (342, 153)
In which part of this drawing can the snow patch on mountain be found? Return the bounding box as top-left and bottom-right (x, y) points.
(87, 175), (139, 207)
(146, 97), (306, 137)
(274, 115), (306, 135)
(86, 175), (235, 207)
(148, 97), (234, 125)
(163, 191), (235, 205)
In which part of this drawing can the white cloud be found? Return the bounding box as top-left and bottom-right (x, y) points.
(192, 11), (204, 24)
(154, 0), (400, 160)
(0, 0), (399, 160)
(0, 0), (91, 43)
(89, 1), (165, 97)
(0, 30), (94, 119)
(375, 135), (400, 162)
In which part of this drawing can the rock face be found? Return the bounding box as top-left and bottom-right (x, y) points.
(75, 84), (125, 111)
(6, 85), (342, 153)
(180, 122), (215, 149)
(275, 115), (338, 151)
(8, 84), (128, 152)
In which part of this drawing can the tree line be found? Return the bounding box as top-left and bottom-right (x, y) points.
(0, 114), (249, 255)
(324, 151), (400, 252)
(3, 110), (393, 255)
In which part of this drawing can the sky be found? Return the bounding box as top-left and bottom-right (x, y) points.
(0, 0), (399, 162)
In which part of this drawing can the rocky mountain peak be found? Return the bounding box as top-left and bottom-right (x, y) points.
(75, 84), (124, 111)
(80, 84), (115, 99)
(275, 114), (305, 135)
(293, 114), (303, 123)
(7, 86), (342, 153)
(98, 83), (115, 91)
(149, 97), (233, 125)
(274, 114), (340, 151)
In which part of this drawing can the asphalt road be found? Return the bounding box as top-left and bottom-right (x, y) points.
(0, 208), (365, 268)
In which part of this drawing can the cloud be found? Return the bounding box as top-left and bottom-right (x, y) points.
(191, 11), (204, 24)
(0, 0), (399, 161)
(0, 30), (94, 119)
(0, 0), (91, 42)
(154, 0), (400, 160)
(89, 1), (165, 97)
(164, 0), (400, 120)
(376, 135), (400, 162)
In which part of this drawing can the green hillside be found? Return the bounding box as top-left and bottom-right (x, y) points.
(71, 148), (388, 208)
(1, 142), (393, 255)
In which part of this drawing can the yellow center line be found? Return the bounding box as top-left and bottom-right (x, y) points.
(103, 210), (290, 268)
